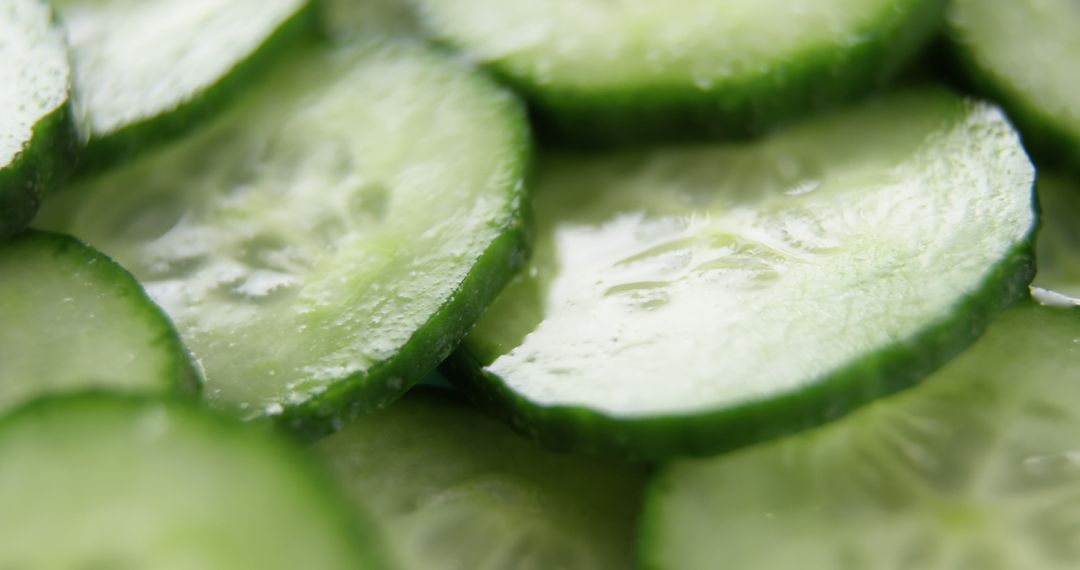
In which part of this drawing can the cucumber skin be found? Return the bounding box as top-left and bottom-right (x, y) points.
(427, 0), (944, 147)
(442, 232), (1036, 461)
(0, 391), (393, 569)
(277, 112), (535, 440)
(72, 0), (322, 176)
(0, 103), (78, 240)
(10, 230), (203, 397)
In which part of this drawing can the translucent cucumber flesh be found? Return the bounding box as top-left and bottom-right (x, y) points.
(0, 0), (68, 167)
(0, 231), (195, 414)
(318, 390), (646, 570)
(415, 0), (918, 90)
(645, 301), (1080, 570)
(464, 91), (1034, 420)
(0, 395), (385, 568)
(37, 41), (527, 417)
(1033, 174), (1080, 302)
(53, 0), (307, 138)
(948, 0), (1080, 151)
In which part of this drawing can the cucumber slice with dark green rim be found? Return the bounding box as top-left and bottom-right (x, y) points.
(0, 393), (388, 568)
(446, 90), (1036, 459)
(0, 0), (74, 239)
(318, 388), (647, 570)
(642, 300), (1080, 570)
(54, 0), (318, 171)
(37, 39), (531, 437)
(1033, 173), (1080, 304)
(412, 0), (943, 144)
(0, 231), (198, 414)
(947, 0), (1080, 168)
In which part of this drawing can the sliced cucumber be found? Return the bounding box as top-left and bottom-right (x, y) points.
(1033, 173), (1080, 303)
(412, 0), (942, 143)
(948, 0), (1080, 167)
(0, 393), (388, 568)
(0, 230), (198, 414)
(0, 0), (74, 239)
(318, 388), (647, 570)
(642, 300), (1080, 570)
(37, 39), (531, 436)
(54, 0), (318, 170)
(446, 90), (1036, 459)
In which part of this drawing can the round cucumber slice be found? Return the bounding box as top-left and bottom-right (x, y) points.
(318, 388), (647, 570)
(642, 300), (1080, 570)
(947, 0), (1080, 168)
(37, 39), (531, 436)
(54, 0), (318, 170)
(447, 90), (1036, 459)
(0, 393), (388, 568)
(1033, 173), (1080, 304)
(0, 0), (74, 239)
(0, 230), (198, 415)
(412, 0), (942, 143)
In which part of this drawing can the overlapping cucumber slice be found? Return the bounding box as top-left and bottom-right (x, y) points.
(53, 0), (318, 168)
(38, 39), (531, 435)
(642, 300), (1080, 569)
(0, 394), (388, 568)
(0, 231), (198, 414)
(412, 0), (942, 142)
(0, 0), (73, 239)
(948, 0), (1080, 167)
(318, 388), (646, 570)
(447, 90), (1036, 459)
(1033, 173), (1080, 303)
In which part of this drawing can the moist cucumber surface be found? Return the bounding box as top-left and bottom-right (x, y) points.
(947, 0), (1080, 167)
(642, 300), (1080, 570)
(318, 388), (646, 570)
(449, 90), (1036, 458)
(54, 0), (317, 168)
(0, 0), (72, 238)
(0, 393), (388, 568)
(1033, 173), (1080, 303)
(0, 230), (198, 414)
(412, 0), (942, 142)
(37, 39), (531, 435)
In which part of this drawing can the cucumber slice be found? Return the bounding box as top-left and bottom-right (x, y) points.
(446, 90), (1036, 459)
(37, 39), (531, 436)
(54, 0), (318, 170)
(0, 0), (74, 239)
(412, 0), (942, 143)
(642, 300), (1080, 570)
(947, 0), (1080, 167)
(0, 230), (198, 415)
(0, 393), (388, 568)
(1033, 173), (1080, 303)
(318, 388), (647, 570)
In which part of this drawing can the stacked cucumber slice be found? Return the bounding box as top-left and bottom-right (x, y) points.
(3, 0), (1080, 567)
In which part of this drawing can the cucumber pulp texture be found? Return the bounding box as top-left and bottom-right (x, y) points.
(318, 389), (647, 570)
(948, 0), (1080, 164)
(37, 40), (528, 421)
(54, 0), (308, 140)
(460, 91), (1034, 444)
(643, 300), (1080, 570)
(0, 395), (386, 569)
(0, 231), (197, 414)
(1033, 173), (1080, 302)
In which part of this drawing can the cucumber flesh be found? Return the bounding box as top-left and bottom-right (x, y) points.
(318, 388), (647, 570)
(322, 0), (420, 39)
(0, 231), (198, 414)
(413, 0), (942, 141)
(37, 40), (531, 435)
(0, 394), (388, 568)
(948, 0), (1080, 166)
(54, 0), (316, 167)
(450, 90), (1036, 458)
(0, 0), (72, 238)
(642, 300), (1080, 570)
(1033, 173), (1080, 303)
